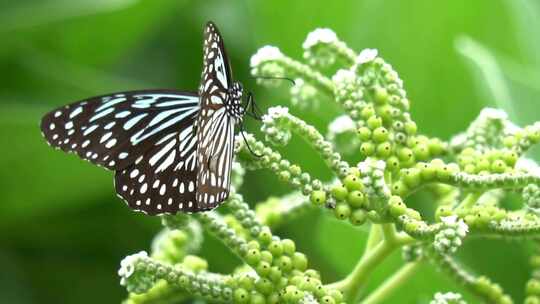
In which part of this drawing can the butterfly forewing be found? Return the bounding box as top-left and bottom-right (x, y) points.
(41, 90), (200, 171)
(195, 22), (237, 210)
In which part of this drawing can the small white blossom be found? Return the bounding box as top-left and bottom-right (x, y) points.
(356, 48), (378, 65)
(250, 46), (284, 67)
(435, 216), (468, 254)
(430, 292), (466, 304)
(441, 215), (468, 237)
(449, 132), (467, 149)
(516, 158), (540, 177)
(328, 115), (355, 136)
(265, 106), (289, 119)
(357, 160), (371, 174)
(118, 251), (148, 286)
(299, 293), (319, 304)
(332, 69), (356, 84)
(479, 107), (508, 120)
(303, 28), (338, 49)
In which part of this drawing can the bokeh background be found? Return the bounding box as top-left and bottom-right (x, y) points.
(1, 1), (539, 303)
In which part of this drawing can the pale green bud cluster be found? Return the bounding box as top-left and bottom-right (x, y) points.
(434, 216), (468, 255)
(524, 184), (540, 211)
(358, 157), (390, 200)
(402, 244), (423, 262)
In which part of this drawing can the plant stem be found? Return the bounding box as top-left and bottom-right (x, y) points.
(366, 224), (382, 251)
(456, 192), (482, 210)
(328, 223), (413, 302)
(362, 262), (422, 304)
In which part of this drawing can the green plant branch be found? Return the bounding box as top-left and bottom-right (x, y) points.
(327, 224), (413, 302)
(362, 262), (422, 304)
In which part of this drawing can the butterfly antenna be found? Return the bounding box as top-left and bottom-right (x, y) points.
(239, 122), (262, 158)
(245, 92), (262, 121)
(251, 75), (296, 86)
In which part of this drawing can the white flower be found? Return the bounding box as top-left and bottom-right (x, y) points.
(356, 48), (378, 65)
(479, 107), (508, 120)
(118, 251), (148, 286)
(303, 28), (338, 49)
(431, 291), (465, 304)
(449, 133), (467, 149)
(250, 46), (283, 67)
(299, 293), (319, 304)
(516, 158), (540, 177)
(374, 160), (386, 171)
(266, 106), (289, 118)
(357, 159), (372, 174)
(332, 69), (356, 84)
(441, 215), (469, 236)
(328, 115), (355, 136)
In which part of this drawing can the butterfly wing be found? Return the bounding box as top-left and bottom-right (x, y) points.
(114, 120), (199, 214)
(41, 90), (200, 214)
(41, 90), (199, 170)
(195, 22), (237, 210)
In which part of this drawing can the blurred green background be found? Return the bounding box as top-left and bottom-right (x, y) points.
(1, 1), (539, 303)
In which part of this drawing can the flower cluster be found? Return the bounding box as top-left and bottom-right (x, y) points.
(117, 26), (540, 304)
(433, 215), (469, 254)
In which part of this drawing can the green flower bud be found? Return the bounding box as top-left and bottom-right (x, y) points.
(350, 209), (367, 226)
(310, 190), (327, 206)
(278, 256), (293, 272)
(376, 142), (393, 158)
(367, 116), (383, 130)
(347, 190), (366, 208)
(321, 295), (336, 304)
(258, 227), (273, 245)
(373, 87), (389, 104)
(246, 249), (261, 266)
(357, 127), (372, 141)
(360, 142), (375, 156)
(343, 175), (363, 191)
(331, 185), (348, 201)
(404, 121), (417, 135)
(334, 203), (351, 220)
(388, 196), (407, 217)
(372, 127), (389, 143)
(269, 241), (284, 257)
(413, 144), (430, 161)
(234, 288), (250, 303)
(292, 252), (308, 271)
(281, 239), (296, 256)
(257, 261), (271, 276)
(403, 168), (422, 188)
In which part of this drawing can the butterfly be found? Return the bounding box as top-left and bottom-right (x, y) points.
(40, 21), (255, 215)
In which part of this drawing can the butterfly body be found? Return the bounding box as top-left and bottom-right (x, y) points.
(40, 22), (245, 215)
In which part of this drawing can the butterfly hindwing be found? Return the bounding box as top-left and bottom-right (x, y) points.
(194, 22), (237, 210)
(40, 90), (199, 171)
(114, 119), (199, 215)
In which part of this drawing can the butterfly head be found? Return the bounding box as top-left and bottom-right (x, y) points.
(227, 81), (245, 122)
